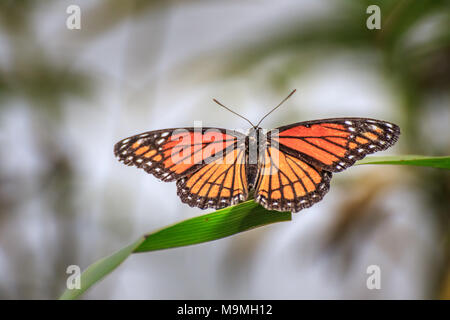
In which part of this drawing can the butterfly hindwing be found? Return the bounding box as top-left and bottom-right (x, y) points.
(254, 146), (332, 212)
(176, 143), (248, 209)
(114, 127), (246, 182)
(271, 118), (400, 172)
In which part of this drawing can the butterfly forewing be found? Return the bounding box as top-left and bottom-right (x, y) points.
(271, 118), (400, 172)
(114, 127), (246, 182)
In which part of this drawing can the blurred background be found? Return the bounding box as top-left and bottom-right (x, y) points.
(0, 0), (449, 299)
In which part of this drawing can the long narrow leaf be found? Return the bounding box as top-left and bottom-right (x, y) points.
(59, 201), (290, 299)
(136, 200), (290, 252)
(59, 237), (146, 300)
(356, 155), (450, 169)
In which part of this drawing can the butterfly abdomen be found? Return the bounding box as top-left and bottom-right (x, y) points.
(246, 164), (258, 188)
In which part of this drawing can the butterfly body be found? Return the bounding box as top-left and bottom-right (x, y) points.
(115, 118), (399, 212)
(245, 127), (263, 188)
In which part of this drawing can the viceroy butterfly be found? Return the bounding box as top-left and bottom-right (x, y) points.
(114, 90), (400, 212)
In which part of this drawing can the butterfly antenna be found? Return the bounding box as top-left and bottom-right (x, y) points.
(213, 98), (256, 128)
(255, 89), (296, 128)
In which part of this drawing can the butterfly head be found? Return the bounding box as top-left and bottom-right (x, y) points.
(247, 126), (262, 137)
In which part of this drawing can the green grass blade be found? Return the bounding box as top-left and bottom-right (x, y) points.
(59, 201), (291, 299)
(135, 200), (291, 252)
(356, 155), (450, 169)
(59, 237), (146, 300)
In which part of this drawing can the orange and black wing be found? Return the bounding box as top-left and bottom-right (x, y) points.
(114, 127), (248, 209)
(177, 144), (248, 209)
(270, 118), (400, 172)
(254, 146), (332, 212)
(114, 127), (245, 181)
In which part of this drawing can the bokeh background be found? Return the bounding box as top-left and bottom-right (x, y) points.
(0, 0), (449, 299)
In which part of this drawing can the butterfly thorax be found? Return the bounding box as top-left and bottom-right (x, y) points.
(246, 127), (265, 189)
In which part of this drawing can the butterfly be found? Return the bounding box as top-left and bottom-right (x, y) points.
(114, 90), (400, 212)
